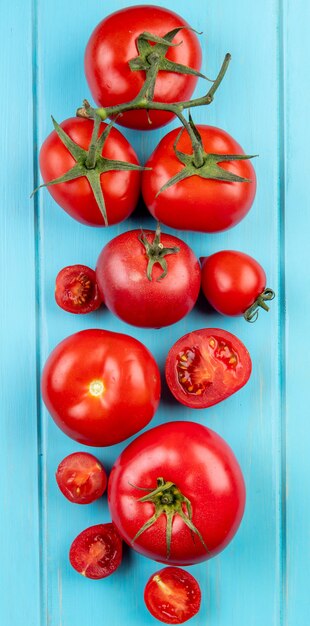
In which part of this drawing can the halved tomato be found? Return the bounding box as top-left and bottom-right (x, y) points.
(56, 452), (107, 504)
(55, 265), (102, 314)
(144, 567), (201, 624)
(165, 328), (252, 408)
(69, 523), (122, 579)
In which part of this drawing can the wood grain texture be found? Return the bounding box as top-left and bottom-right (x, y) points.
(1, 0), (308, 624)
(0, 1), (41, 625)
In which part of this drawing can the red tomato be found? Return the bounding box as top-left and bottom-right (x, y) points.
(69, 523), (122, 579)
(39, 117), (141, 226)
(56, 452), (107, 504)
(84, 6), (202, 130)
(108, 421), (246, 565)
(41, 329), (161, 446)
(165, 328), (251, 409)
(95, 226), (201, 328)
(144, 567), (201, 624)
(55, 265), (102, 314)
(201, 251), (275, 321)
(142, 126), (256, 232)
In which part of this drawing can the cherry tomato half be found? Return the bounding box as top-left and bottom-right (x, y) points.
(108, 421), (246, 565)
(56, 452), (107, 504)
(85, 6), (202, 130)
(41, 329), (161, 446)
(95, 226), (201, 328)
(144, 567), (201, 624)
(55, 265), (102, 314)
(69, 523), (122, 579)
(142, 126), (256, 233)
(39, 117), (141, 226)
(201, 250), (275, 322)
(165, 328), (252, 408)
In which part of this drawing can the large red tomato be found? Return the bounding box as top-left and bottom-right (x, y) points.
(41, 329), (161, 446)
(108, 421), (246, 565)
(84, 6), (202, 130)
(142, 126), (256, 232)
(95, 226), (201, 328)
(39, 117), (141, 226)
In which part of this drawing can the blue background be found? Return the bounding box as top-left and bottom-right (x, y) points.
(1, 1), (309, 624)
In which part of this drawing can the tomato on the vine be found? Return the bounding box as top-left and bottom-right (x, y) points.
(41, 329), (161, 446)
(95, 224), (201, 328)
(69, 523), (122, 579)
(56, 452), (107, 504)
(39, 117), (141, 226)
(165, 328), (252, 409)
(55, 264), (102, 314)
(142, 126), (256, 232)
(201, 250), (275, 322)
(84, 6), (202, 130)
(108, 421), (246, 565)
(144, 567), (201, 624)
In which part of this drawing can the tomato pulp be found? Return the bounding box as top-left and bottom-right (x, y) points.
(165, 328), (252, 408)
(41, 329), (161, 446)
(55, 264), (102, 314)
(144, 567), (201, 624)
(56, 452), (107, 504)
(108, 421), (246, 565)
(69, 523), (122, 579)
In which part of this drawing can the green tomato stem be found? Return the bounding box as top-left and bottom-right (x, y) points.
(76, 53), (232, 133)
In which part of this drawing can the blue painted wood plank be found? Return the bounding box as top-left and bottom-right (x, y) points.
(0, 1), (41, 625)
(283, 0), (310, 623)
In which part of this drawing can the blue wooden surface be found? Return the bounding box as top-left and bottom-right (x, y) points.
(1, 1), (309, 624)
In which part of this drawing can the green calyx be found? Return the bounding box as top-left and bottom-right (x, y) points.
(138, 222), (180, 281)
(157, 119), (257, 197)
(244, 288), (276, 322)
(131, 477), (209, 559)
(32, 114), (145, 226)
(129, 27), (209, 101)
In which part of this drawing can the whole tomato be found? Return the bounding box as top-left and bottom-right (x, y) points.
(95, 225), (201, 328)
(142, 126), (256, 232)
(84, 6), (202, 130)
(108, 421), (246, 565)
(201, 250), (275, 321)
(39, 117), (141, 226)
(41, 329), (161, 446)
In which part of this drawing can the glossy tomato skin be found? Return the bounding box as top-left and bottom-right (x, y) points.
(69, 523), (122, 579)
(96, 229), (201, 328)
(144, 567), (201, 624)
(142, 126), (256, 232)
(56, 452), (107, 504)
(39, 117), (141, 226)
(84, 6), (202, 130)
(55, 265), (102, 314)
(201, 251), (266, 316)
(41, 329), (161, 447)
(165, 328), (252, 409)
(108, 421), (246, 565)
